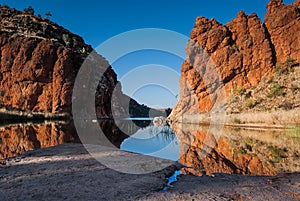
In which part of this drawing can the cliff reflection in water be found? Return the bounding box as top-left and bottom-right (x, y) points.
(170, 123), (300, 176)
(2, 119), (300, 177)
(0, 119), (149, 160)
(0, 121), (79, 160)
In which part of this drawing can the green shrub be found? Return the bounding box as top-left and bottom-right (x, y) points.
(284, 57), (297, 68)
(80, 47), (86, 54)
(62, 34), (71, 47)
(267, 76), (274, 84)
(243, 137), (256, 146)
(275, 58), (298, 75)
(292, 153), (300, 160)
(41, 23), (47, 35)
(73, 37), (78, 47)
(285, 127), (300, 139)
(279, 102), (293, 110)
(291, 84), (299, 91)
(244, 98), (258, 108)
(276, 58), (298, 75)
(267, 146), (287, 163)
(267, 83), (285, 98)
(233, 148), (247, 155)
(24, 6), (35, 15)
(233, 87), (246, 95)
(243, 143), (252, 152)
(45, 11), (52, 20)
(233, 118), (242, 124)
(275, 65), (284, 75)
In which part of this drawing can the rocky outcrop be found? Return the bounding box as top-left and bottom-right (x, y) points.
(169, 0), (300, 120)
(0, 7), (115, 117)
(265, 0), (300, 64)
(152, 116), (167, 126)
(0, 6), (164, 119)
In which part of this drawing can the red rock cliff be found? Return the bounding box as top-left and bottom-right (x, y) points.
(0, 7), (118, 118)
(169, 0), (300, 120)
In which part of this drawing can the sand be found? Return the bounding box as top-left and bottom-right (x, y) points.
(0, 143), (299, 201)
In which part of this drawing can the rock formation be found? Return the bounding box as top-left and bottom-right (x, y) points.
(265, 0), (300, 64)
(0, 6), (110, 117)
(169, 0), (300, 120)
(0, 6), (165, 119)
(152, 116), (167, 126)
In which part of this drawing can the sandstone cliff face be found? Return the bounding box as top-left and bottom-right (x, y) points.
(0, 7), (130, 118)
(0, 7), (167, 119)
(169, 0), (300, 119)
(265, 0), (300, 64)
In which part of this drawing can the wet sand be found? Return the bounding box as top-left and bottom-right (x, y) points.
(0, 143), (299, 201)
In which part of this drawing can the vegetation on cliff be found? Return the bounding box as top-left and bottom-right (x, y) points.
(0, 5), (166, 119)
(169, 0), (300, 124)
(227, 57), (300, 114)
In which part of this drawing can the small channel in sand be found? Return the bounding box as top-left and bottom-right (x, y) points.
(118, 119), (183, 191)
(160, 170), (181, 191)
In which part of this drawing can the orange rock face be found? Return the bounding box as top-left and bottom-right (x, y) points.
(0, 7), (165, 119)
(0, 7), (119, 118)
(170, 0), (300, 118)
(265, 0), (300, 64)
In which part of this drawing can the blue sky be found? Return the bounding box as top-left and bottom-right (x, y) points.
(1, 0), (295, 108)
(2, 0), (294, 46)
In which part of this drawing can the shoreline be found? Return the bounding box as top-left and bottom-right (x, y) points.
(168, 108), (300, 129)
(0, 108), (71, 121)
(0, 143), (299, 200)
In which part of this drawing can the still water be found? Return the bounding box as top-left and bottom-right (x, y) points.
(120, 125), (180, 161)
(0, 119), (299, 176)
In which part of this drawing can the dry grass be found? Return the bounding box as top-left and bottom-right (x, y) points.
(169, 108), (300, 127)
(226, 108), (300, 126)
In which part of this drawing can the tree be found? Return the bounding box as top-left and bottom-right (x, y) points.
(62, 34), (71, 47)
(45, 11), (52, 20)
(41, 22), (47, 35)
(24, 6), (35, 15)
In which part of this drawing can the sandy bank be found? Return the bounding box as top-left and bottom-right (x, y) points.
(0, 143), (299, 200)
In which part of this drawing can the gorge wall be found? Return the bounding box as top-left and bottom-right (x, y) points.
(0, 6), (113, 117)
(0, 7), (162, 119)
(169, 0), (300, 120)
